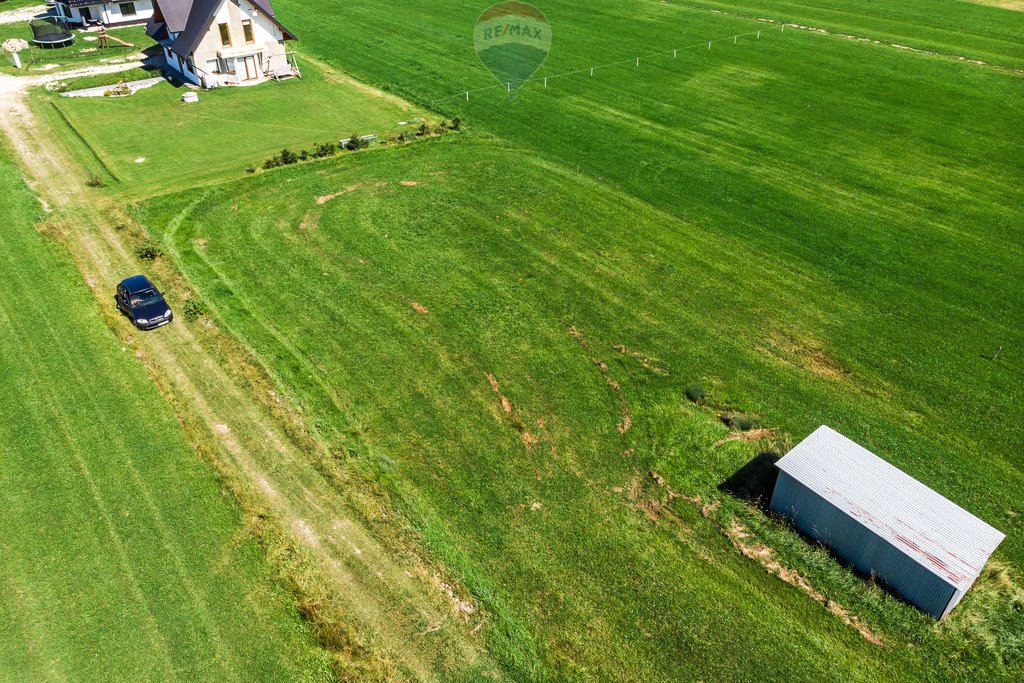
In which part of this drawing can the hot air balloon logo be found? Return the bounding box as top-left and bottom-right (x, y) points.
(473, 2), (551, 91)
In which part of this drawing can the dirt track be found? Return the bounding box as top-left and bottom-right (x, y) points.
(0, 4), (47, 25)
(0, 67), (489, 678)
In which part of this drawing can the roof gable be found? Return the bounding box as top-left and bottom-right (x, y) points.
(150, 0), (294, 58)
(153, 0), (199, 34)
(775, 425), (1005, 591)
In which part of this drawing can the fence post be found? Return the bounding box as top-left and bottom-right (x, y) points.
(734, 35), (737, 44)
(757, 30), (760, 39)
(507, 82), (510, 92)
(465, 91), (469, 101)
(708, 41), (712, 49)
(673, 49), (677, 58)
(636, 57), (639, 67)
(544, 77), (547, 88)
(590, 67), (594, 76)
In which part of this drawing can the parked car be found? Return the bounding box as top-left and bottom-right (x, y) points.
(115, 275), (173, 330)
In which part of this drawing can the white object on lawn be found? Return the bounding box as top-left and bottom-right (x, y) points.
(3, 37), (28, 69)
(181, 91), (199, 103)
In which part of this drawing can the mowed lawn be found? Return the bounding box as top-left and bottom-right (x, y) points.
(137, 135), (1024, 682)
(0, 23), (148, 74)
(42, 58), (428, 198)
(0, 151), (331, 680)
(131, 0), (1024, 681)
(275, 0), (1024, 498)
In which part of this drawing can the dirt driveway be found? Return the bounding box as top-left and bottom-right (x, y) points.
(0, 4), (48, 25)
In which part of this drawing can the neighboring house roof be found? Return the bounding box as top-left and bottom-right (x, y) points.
(775, 425), (1005, 592)
(147, 0), (295, 58)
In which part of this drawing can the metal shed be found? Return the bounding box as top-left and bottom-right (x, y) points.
(769, 425), (1005, 619)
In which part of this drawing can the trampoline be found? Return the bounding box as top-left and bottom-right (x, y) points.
(30, 19), (75, 49)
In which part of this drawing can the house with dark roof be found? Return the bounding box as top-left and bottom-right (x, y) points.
(55, 0), (155, 27)
(146, 0), (296, 87)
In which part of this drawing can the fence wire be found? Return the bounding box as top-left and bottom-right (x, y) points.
(431, 25), (788, 107)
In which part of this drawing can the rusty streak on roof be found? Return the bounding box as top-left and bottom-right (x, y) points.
(775, 425), (1005, 591)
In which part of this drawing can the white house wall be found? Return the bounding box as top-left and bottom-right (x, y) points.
(57, 1), (154, 26)
(183, 0), (288, 85)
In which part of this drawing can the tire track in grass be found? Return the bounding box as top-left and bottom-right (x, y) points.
(0, 294), (179, 680)
(158, 188), (493, 678)
(1, 152), (256, 681)
(1, 77), (491, 679)
(0, 230), (246, 678)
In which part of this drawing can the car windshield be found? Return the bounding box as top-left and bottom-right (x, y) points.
(129, 288), (162, 306)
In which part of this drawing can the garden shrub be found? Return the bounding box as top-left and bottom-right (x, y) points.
(183, 297), (209, 323)
(135, 241), (162, 260)
(313, 141), (337, 158)
(685, 382), (706, 403)
(722, 412), (757, 431)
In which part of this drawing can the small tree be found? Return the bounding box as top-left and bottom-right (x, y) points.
(135, 241), (162, 260)
(183, 298), (210, 323)
(313, 141), (336, 158)
(280, 148), (298, 165)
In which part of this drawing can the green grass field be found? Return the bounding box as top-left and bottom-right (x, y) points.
(43, 58), (430, 198)
(7, 0), (1022, 679)
(137, 129), (1024, 680)
(0, 148), (332, 681)
(0, 0), (48, 11)
(0, 23), (148, 74)
(129, 1), (1024, 680)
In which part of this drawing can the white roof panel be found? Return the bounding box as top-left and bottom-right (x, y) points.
(775, 425), (1005, 591)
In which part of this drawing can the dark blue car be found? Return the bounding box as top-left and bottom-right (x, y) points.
(115, 275), (173, 330)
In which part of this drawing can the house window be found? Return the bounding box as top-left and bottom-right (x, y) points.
(218, 23), (231, 46)
(242, 19), (254, 43)
(119, 2), (136, 16)
(206, 58), (220, 74)
(186, 56), (195, 72)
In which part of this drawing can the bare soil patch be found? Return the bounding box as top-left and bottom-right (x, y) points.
(315, 183), (362, 205)
(569, 325), (632, 434)
(612, 343), (670, 375)
(758, 330), (850, 381)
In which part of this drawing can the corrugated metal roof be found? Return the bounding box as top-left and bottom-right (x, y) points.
(775, 425), (1005, 591)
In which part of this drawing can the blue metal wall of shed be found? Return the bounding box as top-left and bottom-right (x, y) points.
(769, 471), (956, 619)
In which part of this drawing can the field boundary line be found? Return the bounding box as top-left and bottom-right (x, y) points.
(431, 25), (783, 106)
(48, 100), (121, 183)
